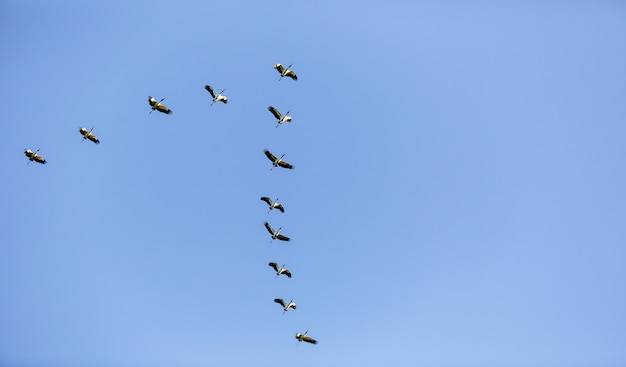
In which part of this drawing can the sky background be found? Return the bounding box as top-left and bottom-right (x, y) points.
(1, 1), (626, 366)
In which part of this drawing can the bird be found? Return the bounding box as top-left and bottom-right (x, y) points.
(274, 298), (297, 314)
(264, 221), (290, 242)
(268, 262), (292, 278)
(268, 106), (292, 127)
(264, 149), (294, 170)
(24, 149), (46, 164)
(295, 331), (317, 345)
(204, 85), (228, 105)
(79, 127), (100, 144)
(148, 96), (172, 114)
(260, 197), (284, 213)
(274, 63), (298, 81)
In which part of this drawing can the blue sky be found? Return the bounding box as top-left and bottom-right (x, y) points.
(1, 1), (626, 366)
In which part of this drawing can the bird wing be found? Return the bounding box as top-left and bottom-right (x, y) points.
(264, 149), (277, 162)
(264, 222), (275, 235)
(268, 106), (282, 120)
(268, 262), (279, 272)
(148, 96), (157, 106)
(275, 203), (285, 213)
(274, 64), (285, 74)
(260, 197), (273, 206)
(89, 135), (100, 144)
(204, 85), (216, 98)
(286, 70), (298, 80)
(289, 302), (296, 310)
(276, 233), (290, 242)
(282, 269), (292, 278)
(157, 104), (172, 114)
(274, 298), (287, 307)
(303, 336), (317, 344)
(79, 128), (87, 136)
(278, 160), (293, 169)
(34, 155), (46, 164)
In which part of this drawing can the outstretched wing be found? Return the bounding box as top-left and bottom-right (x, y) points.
(204, 85), (216, 98)
(88, 135), (100, 144)
(264, 222), (275, 236)
(285, 70), (298, 80)
(278, 160), (293, 169)
(264, 149), (277, 163)
(274, 203), (285, 213)
(79, 128), (87, 136)
(274, 298), (287, 308)
(302, 335), (317, 344)
(281, 269), (292, 278)
(260, 197), (273, 206)
(288, 302), (297, 310)
(276, 233), (290, 242)
(274, 63), (285, 74)
(148, 96), (157, 106)
(268, 262), (280, 272)
(268, 106), (282, 120)
(156, 104), (172, 114)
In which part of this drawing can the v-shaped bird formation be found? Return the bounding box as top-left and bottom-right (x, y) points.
(21, 62), (317, 347)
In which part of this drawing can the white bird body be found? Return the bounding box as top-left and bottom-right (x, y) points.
(264, 221), (290, 242)
(269, 262), (292, 278)
(260, 197), (284, 213)
(24, 149), (46, 164)
(264, 149), (294, 170)
(268, 106), (292, 127)
(295, 331), (317, 345)
(205, 85), (228, 105)
(148, 96), (172, 114)
(79, 127), (100, 144)
(274, 63), (298, 81)
(274, 298), (297, 314)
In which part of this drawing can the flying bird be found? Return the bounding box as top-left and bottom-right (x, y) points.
(264, 149), (294, 170)
(264, 221), (290, 242)
(295, 331), (317, 345)
(260, 197), (284, 213)
(79, 127), (100, 144)
(268, 106), (292, 127)
(24, 149), (46, 165)
(268, 262), (292, 278)
(274, 298), (297, 314)
(274, 63), (297, 81)
(148, 96), (172, 114)
(204, 85), (228, 105)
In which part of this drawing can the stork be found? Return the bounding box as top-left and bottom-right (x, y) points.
(24, 149), (46, 165)
(148, 96), (172, 114)
(295, 331), (317, 345)
(274, 298), (296, 314)
(260, 197), (284, 213)
(79, 127), (100, 144)
(204, 85), (228, 105)
(264, 149), (294, 170)
(274, 63), (298, 81)
(268, 106), (292, 128)
(268, 262), (292, 278)
(264, 221), (290, 243)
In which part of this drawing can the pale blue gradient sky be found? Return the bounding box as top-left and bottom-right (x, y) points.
(1, 1), (625, 366)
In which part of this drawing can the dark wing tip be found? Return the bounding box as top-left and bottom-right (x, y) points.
(285, 271), (292, 278)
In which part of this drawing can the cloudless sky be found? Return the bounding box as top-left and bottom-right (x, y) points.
(1, 1), (626, 366)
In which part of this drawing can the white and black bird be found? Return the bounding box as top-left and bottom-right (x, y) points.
(24, 149), (46, 165)
(260, 197), (284, 213)
(268, 106), (292, 127)
(148, 96), (172, 114)
(204, 85), (228, 105)
(79, 127), (100, 144)
(264, 149), (294, 170)
(268, 262), (292, 278)
(274, 63), (297, 81)
(295, 331), (317, 345)
(264, 221), (290, 242)
(274, 298), (297, 314)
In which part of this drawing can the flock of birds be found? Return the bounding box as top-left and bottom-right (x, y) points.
(23, 63), (318, 346)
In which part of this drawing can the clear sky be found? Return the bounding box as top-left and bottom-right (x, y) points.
(1, 1), (625, 366)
